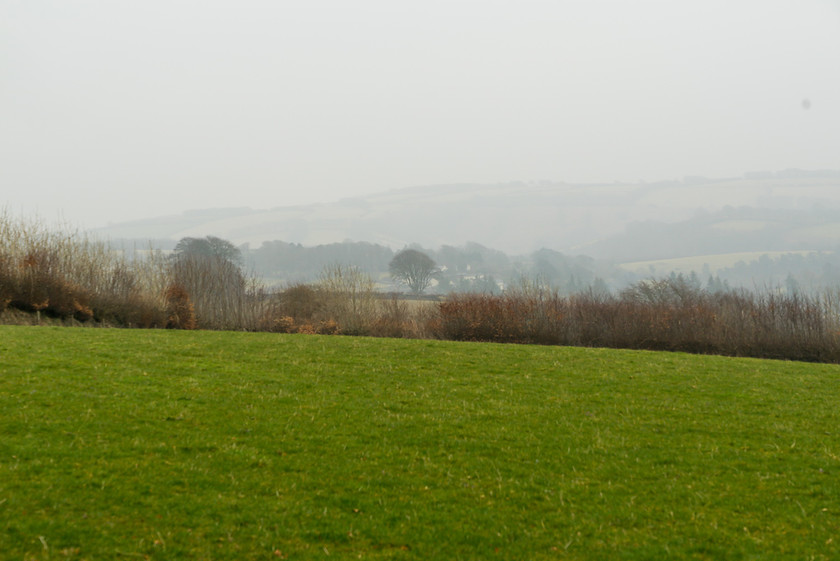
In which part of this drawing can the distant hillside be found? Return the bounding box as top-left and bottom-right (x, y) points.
(94, 170), (840, 257)
(581, 206), (840, 262)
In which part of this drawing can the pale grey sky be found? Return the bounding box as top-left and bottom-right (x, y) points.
(2, 0), (838, 228)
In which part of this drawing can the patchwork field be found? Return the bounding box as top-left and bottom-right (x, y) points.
(2, 326), (840, 559)
(618, 250), (818, 276)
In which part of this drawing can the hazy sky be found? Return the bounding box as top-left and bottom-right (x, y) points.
(2, 0), (838, 228)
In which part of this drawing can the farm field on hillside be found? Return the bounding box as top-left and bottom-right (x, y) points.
(618, 250), (818, 276)
(2, 326), (840, 559)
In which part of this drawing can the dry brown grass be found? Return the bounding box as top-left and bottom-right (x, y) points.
(2, 213), (147, 323)
(0, 212), (169, 327)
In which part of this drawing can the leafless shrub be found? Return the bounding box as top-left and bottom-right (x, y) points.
(370, 294), (412, 338)
(258, 268), (438, 338)
(0, 211), (171, 327)
(317, 264), (378, 335)
(258, 265), (378, 335)
(434, 278), (840, 362)
(258, 283), (322, 333)
(168, 254), (269, 330)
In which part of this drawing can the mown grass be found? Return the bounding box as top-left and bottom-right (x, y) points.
(2, 326), (840, 559)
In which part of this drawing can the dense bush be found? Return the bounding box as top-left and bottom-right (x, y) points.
(258, 266), (390, 336)
(435, 280), (840, 362)
(164, 283), (197, 330)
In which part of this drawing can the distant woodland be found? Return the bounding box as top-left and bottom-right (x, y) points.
(98, 170), (840, 295)
(121, 236), (840, 296)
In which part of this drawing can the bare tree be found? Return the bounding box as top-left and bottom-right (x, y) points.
(389, 249), (437, 295)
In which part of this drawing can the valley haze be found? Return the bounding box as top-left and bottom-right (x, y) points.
(2, 1), (838, 232)
(95, 170), (840, 261)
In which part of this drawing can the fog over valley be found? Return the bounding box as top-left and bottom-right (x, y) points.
(87, 170), (840, 294)
(2, 1), (839, 291)
(2, 1), (838, 230)
(95, 170), (840, 256)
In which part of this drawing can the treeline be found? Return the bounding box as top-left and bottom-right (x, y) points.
(712, 251), (840, 294)
(5, 213), (840, 363)
(241, 238), (840, 297)
(113, 232), (840, 297)
(245, 240), (393, 282)
(240, 239), (622, 294)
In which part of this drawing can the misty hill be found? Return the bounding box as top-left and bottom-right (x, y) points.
(582, 206), (840, 262)
(96, 170), (840, 258)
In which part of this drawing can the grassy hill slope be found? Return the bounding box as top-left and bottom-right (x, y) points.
(2, 327), (840, 559)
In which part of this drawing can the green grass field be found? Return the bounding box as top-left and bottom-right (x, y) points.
(2, 326), (840, 559)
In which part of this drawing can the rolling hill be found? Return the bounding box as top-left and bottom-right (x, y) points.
(94, 170), (840, 259)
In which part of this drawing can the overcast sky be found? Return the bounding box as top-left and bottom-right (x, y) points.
(2, 0), (838, 228)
